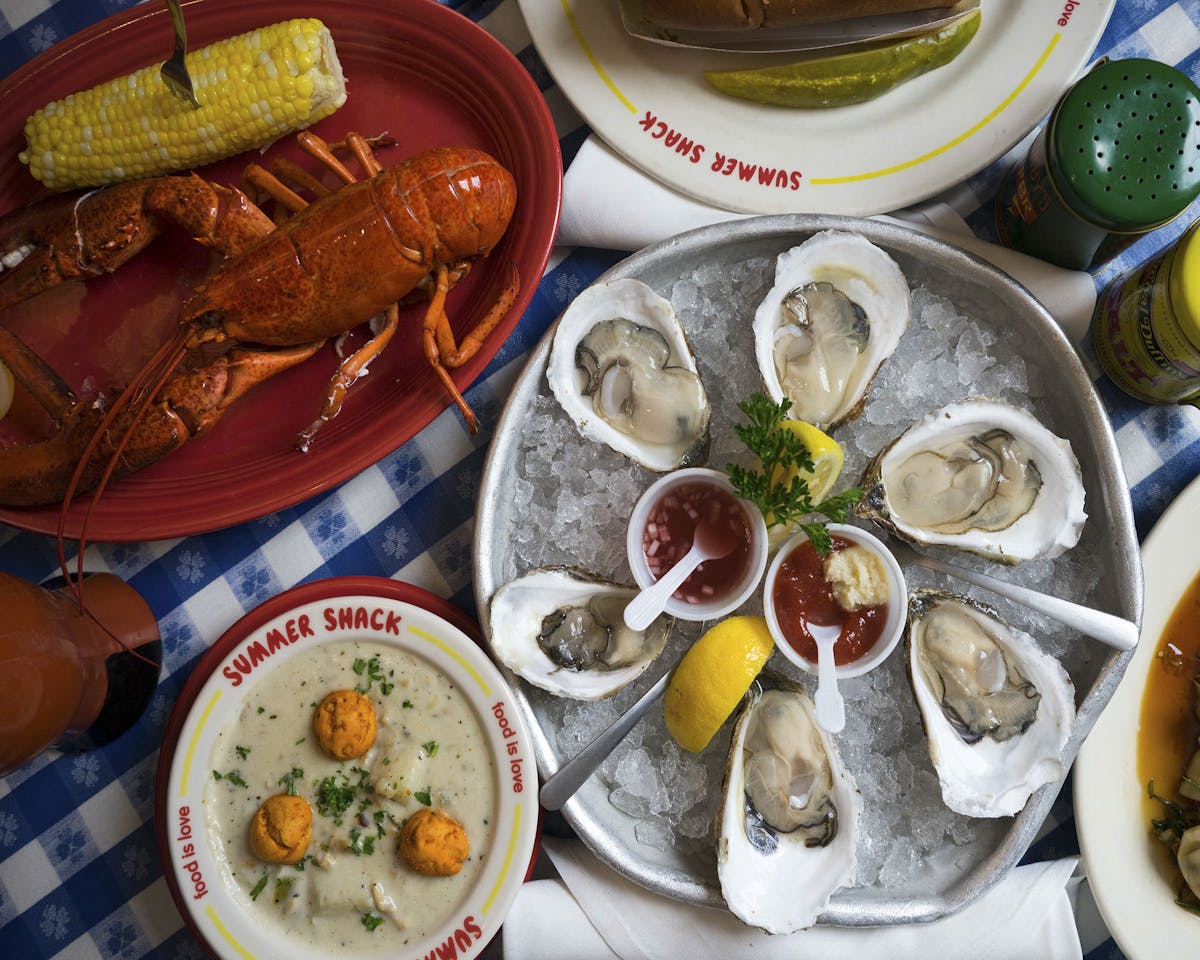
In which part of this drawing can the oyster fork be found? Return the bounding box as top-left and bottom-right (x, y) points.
(539, 663), (674, 812)
(882, 536), (1139, 652)
(161, 0), (200, 109)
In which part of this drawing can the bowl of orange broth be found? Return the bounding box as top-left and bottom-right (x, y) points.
(1075, 474), (1200, 960)
(156, 577), (539, 960)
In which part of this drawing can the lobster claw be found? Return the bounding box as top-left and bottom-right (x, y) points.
(0, 328), (322, 506)
(0, 176), (277, 312)
(0, 191), (92, 310)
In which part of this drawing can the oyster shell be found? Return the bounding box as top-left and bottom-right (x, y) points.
(548, 278), (711, 471)
(753, 231), (910, 431)
(716, 672), (860, 933)
(856, 398), (1087, 563)
(487, 566), (671, 700)
(906, 589), (1075, 818)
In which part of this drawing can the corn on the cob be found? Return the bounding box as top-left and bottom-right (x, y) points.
(19, 18), (347, 191)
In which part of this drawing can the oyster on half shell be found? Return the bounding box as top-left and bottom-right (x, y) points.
(906, 589), (1075, 818)
(856, 398), (1087, 563)
(487, 566), (672, 700)
(753, 231), (910, 431)
(548, 278), (711, 471)
(716, 672), (860, 933)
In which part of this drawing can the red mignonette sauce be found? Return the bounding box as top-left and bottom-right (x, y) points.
(641, 481), (753, 604)
(772, 535), (889, 666)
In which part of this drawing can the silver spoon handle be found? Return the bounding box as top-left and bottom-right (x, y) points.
(911, 552), (1139, 652)
(538, 666), (673, 812)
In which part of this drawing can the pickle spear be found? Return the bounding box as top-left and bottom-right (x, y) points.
(703, 8), (981, 109)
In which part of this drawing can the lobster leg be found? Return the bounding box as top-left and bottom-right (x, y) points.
(0, 324), (77, 421)
(432, 261), (521, 369)
(297, 304), (400, 452)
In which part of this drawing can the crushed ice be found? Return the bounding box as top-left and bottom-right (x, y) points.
(505, 249), (1107, 891)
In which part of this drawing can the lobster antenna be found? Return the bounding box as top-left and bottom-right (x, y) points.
(83, 599), (161, 670)
(53, 328), (190, 671)
(56, 326), (192, 610)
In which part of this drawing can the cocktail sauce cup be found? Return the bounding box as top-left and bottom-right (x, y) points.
(763, 523), (907, 679)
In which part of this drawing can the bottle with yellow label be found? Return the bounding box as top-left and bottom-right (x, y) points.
(1091, 218), (1200, 406)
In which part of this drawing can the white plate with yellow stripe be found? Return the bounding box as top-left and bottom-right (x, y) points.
(521, 0), (1114, 215)
(156, 577), (538, 960)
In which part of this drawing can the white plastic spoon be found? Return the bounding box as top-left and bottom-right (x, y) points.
(623, 511), (742, 631)
(809, 621), (846, 733)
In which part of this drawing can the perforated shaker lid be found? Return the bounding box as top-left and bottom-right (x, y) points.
(1050, 58), (1200, 231)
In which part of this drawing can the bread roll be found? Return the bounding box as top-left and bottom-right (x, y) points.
(641, 0), (959, 31)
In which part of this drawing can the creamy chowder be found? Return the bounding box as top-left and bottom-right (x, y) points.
(204, 639), (496, 950)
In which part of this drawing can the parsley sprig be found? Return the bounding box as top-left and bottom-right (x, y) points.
(725, 394), (861, 556)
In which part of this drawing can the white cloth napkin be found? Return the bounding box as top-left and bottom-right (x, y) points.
(557, 136), (1097, 343)
(502, 838), (1083, 960)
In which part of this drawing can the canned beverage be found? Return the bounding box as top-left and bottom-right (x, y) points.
(1091, 218), (1200, 406)
(996, 58), (1200, 271)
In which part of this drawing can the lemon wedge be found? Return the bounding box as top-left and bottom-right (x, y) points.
(704, 8), (982, 109)
(770, 419), (844, 507)
(663, 616), (775, 753)
(0, 360), (12, 421)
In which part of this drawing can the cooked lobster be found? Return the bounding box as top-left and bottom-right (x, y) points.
(0, 132), (519, 509)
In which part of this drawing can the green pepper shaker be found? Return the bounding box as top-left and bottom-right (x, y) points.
(995, 58), (1200, 271)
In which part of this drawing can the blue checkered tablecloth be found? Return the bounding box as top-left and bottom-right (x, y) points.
(0, 1), (1198, 958)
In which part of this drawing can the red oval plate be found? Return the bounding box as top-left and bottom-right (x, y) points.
(0, 0), (561, 540)
(154, 576), (542, 959)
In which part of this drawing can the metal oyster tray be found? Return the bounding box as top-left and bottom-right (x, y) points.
(473, 215), (1142, 926)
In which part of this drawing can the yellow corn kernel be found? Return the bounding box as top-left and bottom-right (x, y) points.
(18, 18), (347, 191)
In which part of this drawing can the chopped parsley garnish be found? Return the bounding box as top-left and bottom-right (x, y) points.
(249, 875), (268, 901)
(349, 829), (376, 856)
(278, 767), (304, 796)
(256, 706), (265, 714)
(316, 773), (358, 824)
(725, 393), (861, 556)
(291, 855), (312, 872)
(422, 740), (439, 757)
(354, 656), (390, 694)
(362, 912), (384, 932)
(235, 745), (251, 761)
(414, 787), (433, 807)
(402, 699), (414, 709)
(274, 877), (294, 903)
(374, 810), (387, 837)
(213, 769), (248, 788)
(313, 768), (372, 824)
(294, 737), (306, 745)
